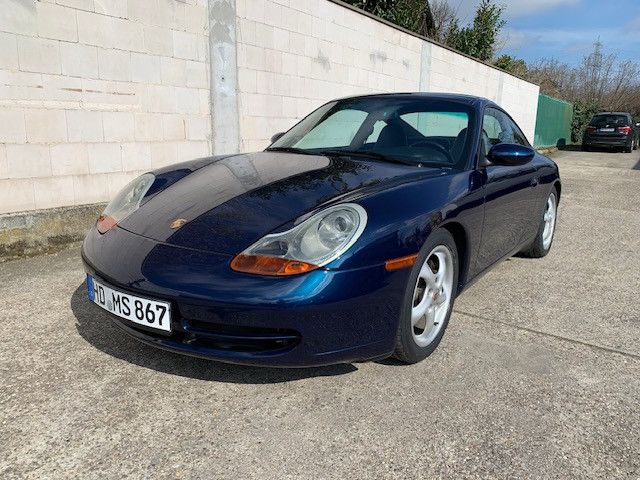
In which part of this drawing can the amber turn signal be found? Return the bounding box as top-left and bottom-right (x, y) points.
(384, 253), (418, 271)
(230, 254), (319, 276)
(96, 215), (118, 234)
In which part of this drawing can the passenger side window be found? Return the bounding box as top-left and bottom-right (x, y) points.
(483, 108), (530, 154)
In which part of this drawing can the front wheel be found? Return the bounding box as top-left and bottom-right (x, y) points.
(520, 190), (558, 258)
(393, 230), (458, 364)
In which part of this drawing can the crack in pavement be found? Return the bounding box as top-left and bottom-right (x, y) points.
(454, 309), (640, 361)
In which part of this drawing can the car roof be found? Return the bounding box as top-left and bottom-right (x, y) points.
(594, 112), (631, 116)
(333, 92), (497, 108)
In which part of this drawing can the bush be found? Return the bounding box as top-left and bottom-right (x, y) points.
(571, 101), (601, 144)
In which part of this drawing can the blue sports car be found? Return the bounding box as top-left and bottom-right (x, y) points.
(82, 93), (560, 367)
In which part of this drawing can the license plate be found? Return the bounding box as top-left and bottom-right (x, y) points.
(87, 275), (171, 332)
(599, 128), (615, 132)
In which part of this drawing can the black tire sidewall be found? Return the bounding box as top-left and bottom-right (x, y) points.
(533, 190), (558, 256)
(394, 229), (459, 363)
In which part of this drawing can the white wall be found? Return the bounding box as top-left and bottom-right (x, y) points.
(0, 0), (211, 215)
(235, 0), (539, 151)
(0, 0), (540, 216)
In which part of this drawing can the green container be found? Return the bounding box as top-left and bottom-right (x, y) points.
(534, 94), (573, 149)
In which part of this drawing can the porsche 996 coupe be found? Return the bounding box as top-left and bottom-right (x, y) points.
(82, 93), (560, 367)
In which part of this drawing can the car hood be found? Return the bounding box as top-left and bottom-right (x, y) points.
(118, 151), (442, 255)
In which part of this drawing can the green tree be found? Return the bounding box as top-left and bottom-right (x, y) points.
(445, 0), (505, 61)
(571, 100), (601, 144)
(343, 0), (436, 37)
(393, 0), (436, 37)
(344, 0), (396, 22)
(494, 55), (527, 77)
(344, 0), (506, 62)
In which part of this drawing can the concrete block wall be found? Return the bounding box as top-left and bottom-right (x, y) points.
(0, 0), (540, 219)
(235, 0), (424, 152)
(235, 0), (539, 151)
(0, 0), (211, 215)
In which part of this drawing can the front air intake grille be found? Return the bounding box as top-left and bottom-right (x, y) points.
(184, 320), (301, 353)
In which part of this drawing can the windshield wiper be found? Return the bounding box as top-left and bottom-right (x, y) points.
(265, 147), (318, 155)
(321, 149), (418, 166)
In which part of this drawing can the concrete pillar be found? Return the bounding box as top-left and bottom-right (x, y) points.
(497, 74), (505, 106)
(209, 0), (240, 155)
(419, 42), (432, 92)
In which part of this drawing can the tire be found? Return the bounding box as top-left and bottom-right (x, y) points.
(624, 142), (633, 153)
(393, 229), (459, 364)
(520, 189), (558, 258)
(634, 139), (638, 151)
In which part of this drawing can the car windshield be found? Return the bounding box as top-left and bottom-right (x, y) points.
(268, 97), (476, 169)
(590, 114), (628, 127)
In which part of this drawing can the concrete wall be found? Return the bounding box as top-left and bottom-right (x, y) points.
(234, 0), (540, 151)
(0, 0), (540, 220)
(0, 0), (212, 215)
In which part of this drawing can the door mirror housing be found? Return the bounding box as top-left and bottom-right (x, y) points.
(271, 132), (285, 144)
(486, 143), (535, 166)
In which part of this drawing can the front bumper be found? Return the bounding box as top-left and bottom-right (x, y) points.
(81, 226), (409, 367)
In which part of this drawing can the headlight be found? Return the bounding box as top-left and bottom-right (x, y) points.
(231, 203), (367, 276)
(97, 173), (155, 234)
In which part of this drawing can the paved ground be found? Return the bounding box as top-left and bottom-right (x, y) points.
(1, 149), (639, 479)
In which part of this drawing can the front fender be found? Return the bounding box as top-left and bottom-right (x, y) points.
(327, 171), (484, 271)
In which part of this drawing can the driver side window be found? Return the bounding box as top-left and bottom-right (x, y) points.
(295, 109), (367, 149)
(482, 108), (529, 156)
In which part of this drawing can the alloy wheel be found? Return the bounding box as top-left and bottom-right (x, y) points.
(542, 193), (557, 250)
(411, 245), (454, 347)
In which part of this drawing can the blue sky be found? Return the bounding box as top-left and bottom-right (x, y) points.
(443, 0), (640, 64)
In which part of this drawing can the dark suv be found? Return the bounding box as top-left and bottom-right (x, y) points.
(582, 112), (639, 153)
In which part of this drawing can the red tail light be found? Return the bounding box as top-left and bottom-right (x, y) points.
(586, 126), (596, 134)
(618, 126), (632, 135)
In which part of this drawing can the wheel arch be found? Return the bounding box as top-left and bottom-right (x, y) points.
(553, 179), (562, 201)
(440, 221), (469, 294)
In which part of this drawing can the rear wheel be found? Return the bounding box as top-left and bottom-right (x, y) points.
(393, 230), (458, 364)
(624, 142), (633, 153)
(521, 190), (558, 258)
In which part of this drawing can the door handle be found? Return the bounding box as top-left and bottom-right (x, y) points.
(530, 177), (539, 188)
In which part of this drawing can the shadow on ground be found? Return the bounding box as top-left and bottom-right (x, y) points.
(70, 283), (358, 384)
(557, 144), (583, 152)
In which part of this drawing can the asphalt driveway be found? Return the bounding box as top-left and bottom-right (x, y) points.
(1, 148), (639, 479)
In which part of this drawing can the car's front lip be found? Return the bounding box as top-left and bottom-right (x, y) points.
(92, 309), (393, 367)
(81, 226), (409, 367)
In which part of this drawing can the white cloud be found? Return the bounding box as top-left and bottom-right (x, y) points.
(502, 26), (640, 46)
(504, 0), (581, 18)
(498, 25), (640, 62)
(625, 16), (640, 31)
(441, 0), (581, 21)
(498, 28), (536, 49)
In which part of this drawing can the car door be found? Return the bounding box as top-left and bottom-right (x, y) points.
(474, 107), (539, 272)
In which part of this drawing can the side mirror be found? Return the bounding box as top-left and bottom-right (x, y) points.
(635, 123), (640, 128)
(486, 143), (535, 166)
(271, 132), (285, 144)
